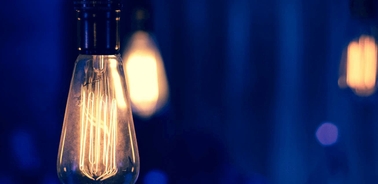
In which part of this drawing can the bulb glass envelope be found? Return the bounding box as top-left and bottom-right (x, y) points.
(122, 31), (169, 118)
(57, 55), (139, 184)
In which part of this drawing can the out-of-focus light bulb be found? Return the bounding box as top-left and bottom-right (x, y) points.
(339, 35), (378, 96)
(338, 0), (378, 97)
(123, 31), (169, 118)
(57, 1), (139, 183)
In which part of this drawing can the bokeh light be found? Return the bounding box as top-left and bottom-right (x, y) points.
(315, 122), (339, 146)
(339, 35), (378, 96)
(143, 169), (168, 184)
(0, 175), (12, 184)
(11, 130), (41, 170)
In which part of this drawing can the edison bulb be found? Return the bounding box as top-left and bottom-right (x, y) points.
(123, 31), (169, 118)
(57, 55), (139, 183)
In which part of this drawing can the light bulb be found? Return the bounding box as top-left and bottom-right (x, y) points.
(57, 1), (139, 183)
(338, 0), (378, 97)
(340, 35), (378, 96)
(122, 31), (169, 118)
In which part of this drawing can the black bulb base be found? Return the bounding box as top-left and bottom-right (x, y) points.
(75, 1), (121, 55)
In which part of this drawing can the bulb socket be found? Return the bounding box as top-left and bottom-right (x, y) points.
(74, 0), (122, 10)
(75, 0), (121, 55)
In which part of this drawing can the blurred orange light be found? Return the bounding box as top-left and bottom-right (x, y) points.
(123, 31), (169, 118)
(345, 35), (377, 96)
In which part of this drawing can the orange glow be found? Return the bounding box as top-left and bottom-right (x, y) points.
(123, 31), (169, 118)
(345, 35), (377, 96)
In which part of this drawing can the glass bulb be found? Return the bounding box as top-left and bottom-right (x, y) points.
(337, 0), (378, 97)
(57, 55), (139, 183)
(338, 22), (378, 97)
(122, 31), (169, 118)
(345, 35), (377, 96)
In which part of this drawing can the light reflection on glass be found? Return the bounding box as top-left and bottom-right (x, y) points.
(110, 58), (127, 108)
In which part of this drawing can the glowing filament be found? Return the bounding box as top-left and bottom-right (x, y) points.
(346, 35), (377, 96)
(79, 89), (118, 181)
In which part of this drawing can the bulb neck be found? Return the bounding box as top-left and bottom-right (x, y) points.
(75, 2), (121, 55)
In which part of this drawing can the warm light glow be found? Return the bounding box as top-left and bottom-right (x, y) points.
(123, 31), (169, 118)
(77, 57), (124, 181)
(345, 35), (377, 96)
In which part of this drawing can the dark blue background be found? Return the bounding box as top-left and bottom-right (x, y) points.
(1, 0), (378, 183)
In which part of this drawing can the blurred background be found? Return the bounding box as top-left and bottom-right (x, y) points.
(2, 0), (378, 183)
